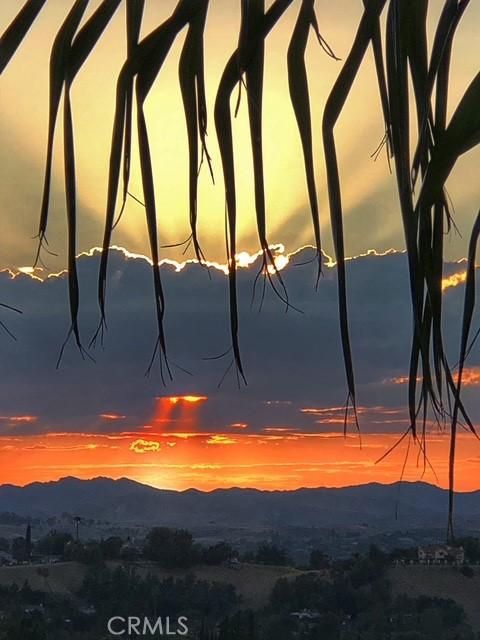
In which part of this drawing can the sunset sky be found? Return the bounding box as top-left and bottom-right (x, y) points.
(1, 1), (480, 493)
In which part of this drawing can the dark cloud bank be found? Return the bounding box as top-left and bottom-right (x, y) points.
(0, 247), (478, 435)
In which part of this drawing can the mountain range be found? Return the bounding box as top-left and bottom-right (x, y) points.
(1, 477), (480, 530)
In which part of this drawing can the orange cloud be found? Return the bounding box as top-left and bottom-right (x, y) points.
(129, 439), (161, 454)
(206, 435), (237, 446)
(100, 413), (126, 421)
(385, 368), (480, 387)
(301, 406), (346, 415)
(442, 270), (467, 291)
(462, 368), (480, 386)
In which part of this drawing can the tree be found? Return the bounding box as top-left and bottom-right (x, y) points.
(202, 542), (234, 566)
(11, 537), (27, 562)
(144, 527), (199, 569)
(100, 536), (123, 560)
(73, 516), (82, 542)
(36, 531), (73, 556)
(1, 0), (479, 536)
(309, 549), (330, 570)
(460, 565), (474, 578)
(218, 611), (256, 640)
(255, 543), (290, 566)
(24, 522), (32, 562)
(455, 537), (480, 564)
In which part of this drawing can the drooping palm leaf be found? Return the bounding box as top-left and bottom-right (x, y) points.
(35, 0), (89, 267)
(322, 0), (388, 429)
(418, 73), (480, 210)
(364, 0), (392, 160)
(0, 0), (46, 74)
(245, 0), (293, 310)
(39, 0), (122, 362)
(447, 211), (480, 541)
(427, 2), (469, 402)
(411, 0), (470, 187)
(178, 0), (211, 262)
(214, 0), (295, 381)
(115, 0), (145, 229)
(288, 0), (336, 285)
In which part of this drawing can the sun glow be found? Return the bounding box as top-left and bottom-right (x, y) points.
(168, 395), (208, 405)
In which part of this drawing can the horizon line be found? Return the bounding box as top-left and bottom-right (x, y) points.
(2, 474), (479, 495)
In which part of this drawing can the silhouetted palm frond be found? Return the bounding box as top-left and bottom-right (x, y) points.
(1, 0), (479, 536)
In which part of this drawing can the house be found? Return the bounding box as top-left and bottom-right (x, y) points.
(418, 544), (465, 566)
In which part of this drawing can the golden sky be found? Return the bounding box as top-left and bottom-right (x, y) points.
(1, 0), (480, 272)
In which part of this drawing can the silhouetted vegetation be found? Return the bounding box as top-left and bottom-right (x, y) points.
(253, 543), (291, 566)
(143, 527), (200, 568)
(456, 538), (480, 565)
(0, 544), (478, 639)
(309, 548), (330, 570)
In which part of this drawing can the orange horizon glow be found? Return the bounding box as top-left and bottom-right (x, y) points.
(4, 403), (479, 491)
(1, 428), (480, 493)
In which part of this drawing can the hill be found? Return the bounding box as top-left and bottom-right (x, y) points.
(1, 477), (480, 530)
(390, 565), (480, 630)
(0, 560), (305, 610)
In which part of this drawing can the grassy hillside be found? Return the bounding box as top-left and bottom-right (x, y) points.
(0, 560), (306, 609)
(390, 565), (480, 630)
(0, 561), (87, 595)
(110, 561), (308, 608)
(3, 560), (478, 628)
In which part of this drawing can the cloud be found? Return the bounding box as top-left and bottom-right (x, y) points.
(0, 415), (38, 426)
(129, 439), (161, 454)
(442, 270), (467, 291)
(0, 247), (479, 438)
(384, 368), (480, 387)
(206, 435), (237, 446)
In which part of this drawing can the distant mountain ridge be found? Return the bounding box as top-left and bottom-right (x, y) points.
(1, 477), (480, 530)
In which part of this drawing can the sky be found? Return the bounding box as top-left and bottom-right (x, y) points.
(0, 247), (479, 490)
(0, 1), (480, 492)
(1, 0), (480, 271)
